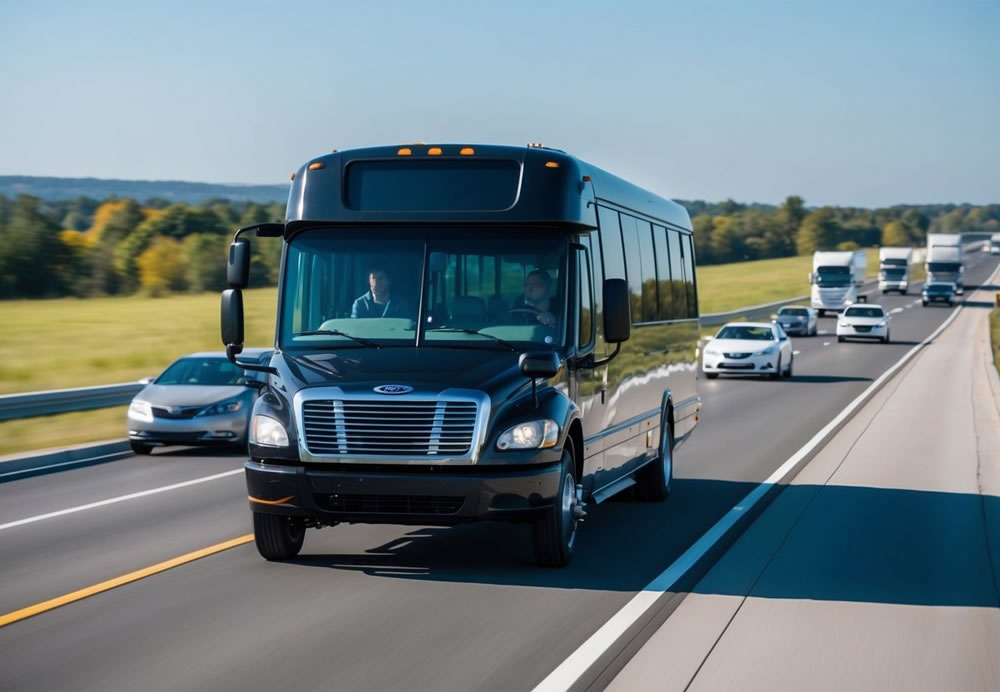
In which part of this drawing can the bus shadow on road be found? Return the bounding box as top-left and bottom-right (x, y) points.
(292, 478), (1000, 607)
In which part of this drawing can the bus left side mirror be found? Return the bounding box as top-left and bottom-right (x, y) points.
(603, 278), (631, 344)
(221, 289), (245, 347)
(227, 240), (251, 289)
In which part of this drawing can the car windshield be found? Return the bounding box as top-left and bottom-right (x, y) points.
(779, 308), (808, 317)
(156, 358), (249, 386)
(716, 326), (775, 341)
(844, 306), (884, 318)
(926, 284), (952, 292)
(815, 267), (851, 286)
(927, 262), (961, 272)
(279, 228), (568, 351)
(881, 268), (906, 278)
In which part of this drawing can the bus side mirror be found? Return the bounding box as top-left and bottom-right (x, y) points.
(519, 351), (560, 379)
(221, 289), (245, 347)
(227, 240), (251, 289)
(603, 278), (631, 344)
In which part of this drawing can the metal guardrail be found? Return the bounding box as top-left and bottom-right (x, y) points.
(699, 279), (880, 327)
(0, 382), (145, 422)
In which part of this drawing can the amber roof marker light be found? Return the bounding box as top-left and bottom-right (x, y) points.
(308, 162), (325, 170)
(460, 147), (475, 156)
(428, 147), (443, 156)
(397, 147), (412, 156)
(545, 161), (560, 168)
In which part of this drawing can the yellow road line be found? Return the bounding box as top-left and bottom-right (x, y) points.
(0, 534), (254, 628)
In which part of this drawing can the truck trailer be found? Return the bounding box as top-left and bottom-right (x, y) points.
(810, 250), (867, 316)
(925, 233), (964, 294)
(878, 247), (912, 294)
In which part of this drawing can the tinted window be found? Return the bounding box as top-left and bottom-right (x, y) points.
(716, 326), (775, 341)
(779, 308), (809, 316)
(653, 225), (674, 320)
(588, 227), (606, 355)
(157, 358), (248, 386)
(598, 206), (626, 280)
(578, 236), (594, 348)
(637, 220), (658, 322)
(620, 215), (643, 323)
(667, 229), (687, 318)
(844, 306), (885, 318)
(346, 160), (520, 211)
(682, 234), (697, 318)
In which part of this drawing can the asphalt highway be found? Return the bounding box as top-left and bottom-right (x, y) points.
(1, 251), (996, 691)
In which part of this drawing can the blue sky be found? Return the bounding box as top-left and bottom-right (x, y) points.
(1, 0), (997, 207)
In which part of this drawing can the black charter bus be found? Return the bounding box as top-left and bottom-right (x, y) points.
(221, 144), (701, 567)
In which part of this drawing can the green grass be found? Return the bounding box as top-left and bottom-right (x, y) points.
(696, 249), (880, 314)
(0, 289), (277, 395)
(0, 407), (130, 457)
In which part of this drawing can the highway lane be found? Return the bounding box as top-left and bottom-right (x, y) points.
(0, 251), (996, 691)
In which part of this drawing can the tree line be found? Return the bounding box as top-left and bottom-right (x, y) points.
(0, 193), (997, 300)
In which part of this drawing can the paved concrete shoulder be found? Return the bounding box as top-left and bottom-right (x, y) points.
(610, 282), (1000, 691)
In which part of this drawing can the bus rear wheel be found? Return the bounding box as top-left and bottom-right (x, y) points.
(253, 513), (305, 561)
(635, 419), (673, 502)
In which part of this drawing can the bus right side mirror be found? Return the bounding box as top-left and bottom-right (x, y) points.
(221, 288), (245, 348)
(807, 272), (814, 284)
(227, 240), (251, 289)
(603, 278), (631, 344)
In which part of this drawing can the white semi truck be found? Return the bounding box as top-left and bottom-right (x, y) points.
(878, 247), (912, 294)
(925, 233), (964, 294)
(809, 250), (867, 316)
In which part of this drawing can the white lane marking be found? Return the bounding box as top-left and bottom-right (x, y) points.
(531, 263), (998, 692)
(0, 469), (243, 531)
(793, 350), (801, 355)
(890, 307), (904, 314)
(823, 341), (831, 346)
(818, 330), (829, 335)
(909, 300), (920, 307)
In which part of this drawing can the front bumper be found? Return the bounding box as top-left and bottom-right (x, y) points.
(777, 321), (808, 335)
(127, 411), (248, 446)
(245, 460), (563, 526)
(879, 281), (908, 292)
(922, 294), (953, 304)
(702, 352), (778, 375)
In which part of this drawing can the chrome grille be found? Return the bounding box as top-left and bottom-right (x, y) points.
(152, 405), (202, 419)
(723, 352), (751, 359)
(302, 400), (478, 457)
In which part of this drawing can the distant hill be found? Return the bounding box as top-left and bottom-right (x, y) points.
(0, 175), (290, 205)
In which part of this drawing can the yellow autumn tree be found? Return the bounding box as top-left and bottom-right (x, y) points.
(881, 220), (909, 247)
(136, 236), (187, 296)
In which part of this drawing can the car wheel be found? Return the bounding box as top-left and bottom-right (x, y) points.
(532, 441), (580, 567)
(635, 417), (673, 502)
(922, 300), (928, 306)
(884, 331), (890, 344)
(786, 355), (793, 377)
(253, 513), (306, 561)
(130, 440), (153, 455)
(706, 373), (718, 379)
(838, 336), (845, 343)
(771, 356), (781, 380)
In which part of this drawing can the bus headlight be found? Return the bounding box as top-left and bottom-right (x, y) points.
(496, 420), (559, 450)
(250, 415), (289, 447)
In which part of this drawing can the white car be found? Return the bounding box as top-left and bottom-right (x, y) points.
(836, 304), (891, 343)
(702, 322), (794, 380)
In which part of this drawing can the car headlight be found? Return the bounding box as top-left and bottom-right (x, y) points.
(496, 420), (559, 450)
(878, 320), (888, 327)
(250, 415), (289, 447)
(198, 398), (243, 417)
(128, 399), (153, 423)
(756, 344), (777, 355)
(704, 348), (720, 356)
(840, 322), (850, 327)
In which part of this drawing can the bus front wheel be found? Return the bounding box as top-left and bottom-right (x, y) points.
(532, 442), (579, 567)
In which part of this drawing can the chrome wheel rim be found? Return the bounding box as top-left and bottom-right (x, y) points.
(661, 428), (673, 490)
(561, 472), (577, 551)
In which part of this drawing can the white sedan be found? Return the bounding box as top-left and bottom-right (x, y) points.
(702, 322), (794, 380)
(836, 304), (891, 343)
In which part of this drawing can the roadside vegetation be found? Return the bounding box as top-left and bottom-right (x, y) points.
(991, 307), (1000, 379)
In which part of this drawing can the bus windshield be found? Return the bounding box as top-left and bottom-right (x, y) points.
(280, 228), (568, 351)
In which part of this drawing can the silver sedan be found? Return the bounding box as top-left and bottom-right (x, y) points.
(772, 305), (818, 336)
(126, 348), (272, 454)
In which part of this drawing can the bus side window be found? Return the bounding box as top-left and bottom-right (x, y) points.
(667, 229), (688, 318)
(636, 220), (658, 323)
(682, 234), (698, 318)
(653, 225), (674, 320)
(578, 236), (594, 349)
(598, 206), (626, 281)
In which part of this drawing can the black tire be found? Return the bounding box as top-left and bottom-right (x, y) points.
(770, 356), (781, 380)
(922, 300), (928, 307)
(818, 309), (825, 317)
(883, 331), (890, 344)
(706, 372), (719, 379)
(532, 442), (579, 567)
(130, 440), (153, 455)
(253, 512), (305, 561)
(838, 336), (845, 343)
(636, 418), (673, 502)
(786, 355), (794, 377)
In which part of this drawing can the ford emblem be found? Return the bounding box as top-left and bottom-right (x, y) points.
(373, 384), (413, 395)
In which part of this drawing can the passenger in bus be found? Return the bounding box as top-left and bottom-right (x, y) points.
(351, 266), (413, 319)
(508, 269), (558, 328)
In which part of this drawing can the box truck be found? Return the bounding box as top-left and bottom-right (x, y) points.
(809, 250), (867, 316)
(878, 247), (912, 294)
(925, 233), (964, 294)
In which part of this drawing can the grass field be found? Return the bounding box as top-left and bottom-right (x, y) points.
(1, 248), (928, 454)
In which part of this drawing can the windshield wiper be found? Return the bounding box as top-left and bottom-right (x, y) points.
(293, 329), (382, 349)
(427, 327), (520, 352)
